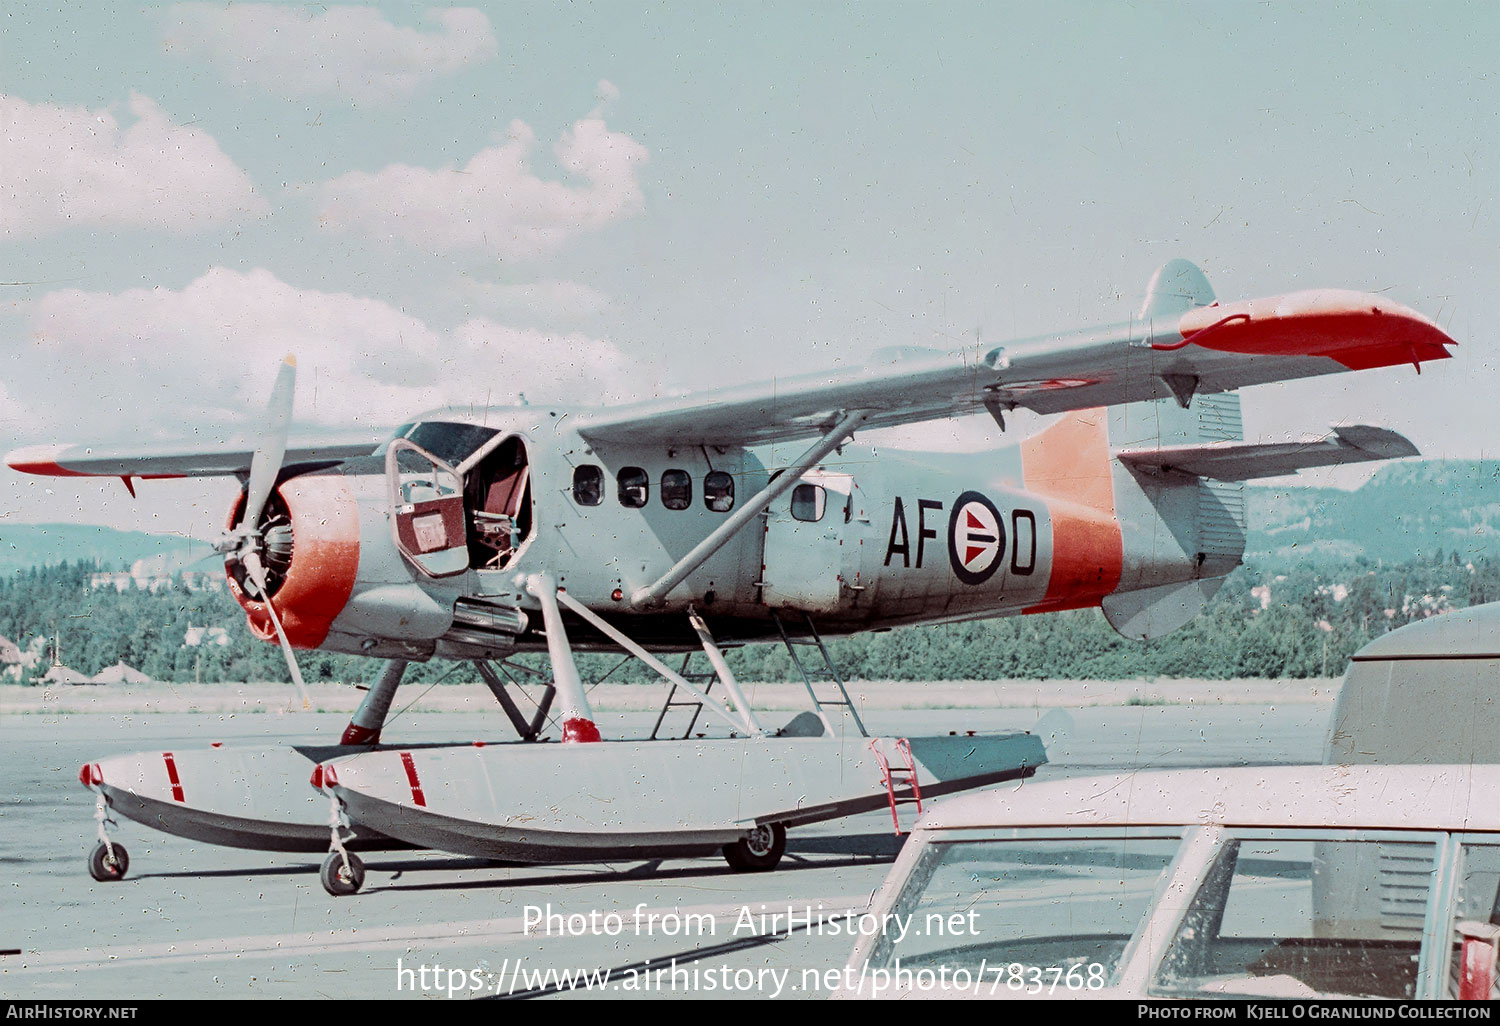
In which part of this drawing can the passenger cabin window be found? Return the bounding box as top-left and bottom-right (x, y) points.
(704, 471), (734, 512)
(617, 467), (648, 508)
(661, 470), (692, 511)
(791, 483), (825, 522)
(572, 465), (603, 506)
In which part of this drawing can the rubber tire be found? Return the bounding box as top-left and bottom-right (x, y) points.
(88, 841), (129, 882)
(320, 851), (365, 896)
(722, 822), (787, 872)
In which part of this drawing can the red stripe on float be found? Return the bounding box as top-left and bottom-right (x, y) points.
(78, 763), (103, 788)
(400, 751), (427, 807)
(162, 752), (185, 803)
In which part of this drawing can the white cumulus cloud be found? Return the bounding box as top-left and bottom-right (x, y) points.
(21, 269), (639, 444)
(455, 278), (612, 323)
(0, 93), (267, 239)
(161, 4), (497, 103)
(314, 110), (649, 259)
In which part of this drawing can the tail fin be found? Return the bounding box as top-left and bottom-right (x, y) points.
(1086, 259), (1417, 641)
(1102, 260), (1246, 639)
(1138, 257), (1216, 322)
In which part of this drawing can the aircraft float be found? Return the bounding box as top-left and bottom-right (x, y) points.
(7, 260), (1454, 894)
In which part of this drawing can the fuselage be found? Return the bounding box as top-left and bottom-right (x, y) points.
(228, 394), (1244, 662)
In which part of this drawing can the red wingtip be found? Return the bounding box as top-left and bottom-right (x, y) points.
(1176, 289), (1456, 371)
(6, 445), (86, 477)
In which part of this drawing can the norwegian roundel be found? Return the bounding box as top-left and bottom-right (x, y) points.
(948, 491), (1006, 586)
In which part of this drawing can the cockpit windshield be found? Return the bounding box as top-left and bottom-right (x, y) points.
(381, 422), (499, 467)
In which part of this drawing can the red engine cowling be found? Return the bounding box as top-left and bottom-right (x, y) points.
(226, 475), (361, 649)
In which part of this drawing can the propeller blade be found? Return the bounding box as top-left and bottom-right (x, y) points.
(243, 355), (297, 535)
(242, 550), (311, 711)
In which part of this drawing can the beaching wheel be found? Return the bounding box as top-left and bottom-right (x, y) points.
(320, 851), (365, 896)
(722, 822), (786, 872)
(88, 841), (129, 882)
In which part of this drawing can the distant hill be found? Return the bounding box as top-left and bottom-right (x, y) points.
(1247, 459), (1500, 564)
(0, 523), (218, 577)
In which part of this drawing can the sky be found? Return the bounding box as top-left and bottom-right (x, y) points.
(1, 1), (1496, 543)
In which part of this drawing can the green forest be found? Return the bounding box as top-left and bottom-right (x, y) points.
(5, 552), (1499, 687)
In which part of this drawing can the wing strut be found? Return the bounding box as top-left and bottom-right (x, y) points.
(689, 609), (764, 735)
(630, 408), (869, 608)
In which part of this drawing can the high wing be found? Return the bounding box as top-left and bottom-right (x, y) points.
(5, 262), (1456, 475)
(574, 262), (1454, 447)
(5, 437), (379, 480)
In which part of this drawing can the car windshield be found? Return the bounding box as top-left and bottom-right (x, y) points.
(381, 422), (498, 467)
(1153, 834), (1439, 1000)
(869, 834), (1182, 988)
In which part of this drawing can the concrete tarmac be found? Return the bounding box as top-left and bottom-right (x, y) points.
(0, 696), (1332, 1000)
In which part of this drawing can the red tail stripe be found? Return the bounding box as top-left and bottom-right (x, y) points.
(162, 752), (185, 803)
(400, 751), (427, 807)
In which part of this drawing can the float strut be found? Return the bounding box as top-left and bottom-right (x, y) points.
(473, 661), (554, 741)
(525, 574), (600, 742)
(340, 659), (407, 745)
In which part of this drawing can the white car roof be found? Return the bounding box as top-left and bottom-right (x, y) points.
(918, 764), (1500, 833)
(1352, 601), (1500, 660)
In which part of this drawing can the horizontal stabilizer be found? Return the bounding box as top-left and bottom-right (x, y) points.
(1115, 425), (1418, 481)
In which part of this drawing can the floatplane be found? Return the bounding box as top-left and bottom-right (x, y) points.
(8, 260), (1453, 894)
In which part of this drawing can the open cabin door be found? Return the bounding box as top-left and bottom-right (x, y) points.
(760, 470), (855, 615)
(464, 434), (531, 573)
(386, 440), (468, 577)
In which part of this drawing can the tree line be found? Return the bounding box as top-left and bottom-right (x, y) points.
(4, 554), (1499, 687)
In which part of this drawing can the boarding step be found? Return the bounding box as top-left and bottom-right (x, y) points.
(770, 609), (868, 738)
(650, 654), (722, 740)
(871, 737), (924, 835)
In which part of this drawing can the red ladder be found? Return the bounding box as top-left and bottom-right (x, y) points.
(871, 737), (924, 835)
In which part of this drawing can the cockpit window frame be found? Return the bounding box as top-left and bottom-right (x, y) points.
(379, 421), (500, 468)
